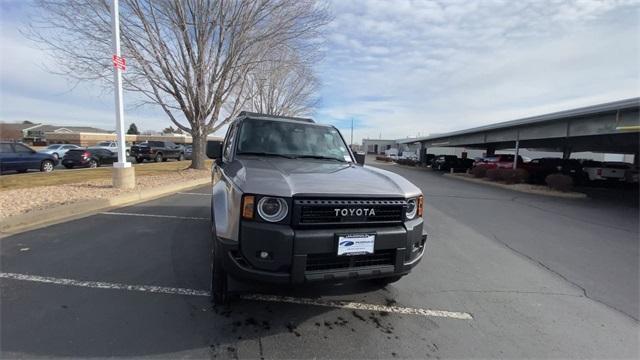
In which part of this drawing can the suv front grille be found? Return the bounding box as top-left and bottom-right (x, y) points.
(306, 250), (396, 272)
(293, 199), (405, 226)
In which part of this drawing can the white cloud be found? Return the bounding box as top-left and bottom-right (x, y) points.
(317, 0), (640, 141)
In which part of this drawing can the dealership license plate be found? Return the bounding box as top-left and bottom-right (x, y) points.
(337, 234), (375, 256)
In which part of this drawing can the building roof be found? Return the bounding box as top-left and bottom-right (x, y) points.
(398, 97), (640, 144)
(25, 124), (112, 134)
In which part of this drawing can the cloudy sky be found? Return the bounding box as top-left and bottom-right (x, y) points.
(1, 0), (639, 142)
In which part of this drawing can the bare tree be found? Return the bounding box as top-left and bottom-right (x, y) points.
(27, 0), (329, 169)
(245, 46), (319, 116)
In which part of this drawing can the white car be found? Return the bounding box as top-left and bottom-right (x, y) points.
(582, 161), (632, 181)
(89, 141), (131, 157)
(39, 144), (80, 160)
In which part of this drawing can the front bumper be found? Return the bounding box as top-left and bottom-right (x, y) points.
(217, 219), (427, 284)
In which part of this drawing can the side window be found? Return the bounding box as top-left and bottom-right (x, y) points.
(14, 144), (33, 153)
(223, 124), (237, 161)
(166, 142), (176, 148)
(0, 143), (13, 153)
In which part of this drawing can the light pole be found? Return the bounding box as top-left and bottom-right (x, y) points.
(350, 118), (354, 147)
(110, 0), (135, 188)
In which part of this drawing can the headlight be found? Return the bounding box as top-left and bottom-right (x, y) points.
(405, 195), (424, 220)
(406, 198), (418, 220)
(257, 197), (288, 222)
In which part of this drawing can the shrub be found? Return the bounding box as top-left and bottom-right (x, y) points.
(396, 158), (418, 166)
(545, 174), (574, 192)
(486, 168), (502, 181)
(470, 166), (487, 178)
(501, 168), (530, 184)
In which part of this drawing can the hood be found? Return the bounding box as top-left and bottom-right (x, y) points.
(225, 157), (421, 198)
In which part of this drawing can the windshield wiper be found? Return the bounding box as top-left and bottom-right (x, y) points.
(236, 151), (296, 159)
(295, 155), (347, 162)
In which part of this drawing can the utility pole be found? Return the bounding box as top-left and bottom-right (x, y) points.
(350, 118), (354, 147)
(110, 0), (135, 188)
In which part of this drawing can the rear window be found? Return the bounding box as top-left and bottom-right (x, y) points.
(605, 163), (631, 169)
(582, 160), (602, 167)
(66, 149), (85, 155)
(0, 143), (13, 153)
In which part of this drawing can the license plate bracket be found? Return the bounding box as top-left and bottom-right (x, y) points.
(337, 234), (375, 256)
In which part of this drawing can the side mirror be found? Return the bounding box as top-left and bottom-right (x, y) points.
(206, 140), (223, 160)
(354, 152), (365, 165)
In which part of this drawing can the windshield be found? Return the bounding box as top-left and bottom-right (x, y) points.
(236, 119), (352, 162)
(46, 145), (60, 149)
(97, 142), (111, 146)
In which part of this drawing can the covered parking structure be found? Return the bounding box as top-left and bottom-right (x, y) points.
(399, 98), (640, 166)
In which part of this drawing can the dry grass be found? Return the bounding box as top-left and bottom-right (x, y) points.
(0, 160), (213, 191)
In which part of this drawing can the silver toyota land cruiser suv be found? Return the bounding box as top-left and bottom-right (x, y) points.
(206, 112), (427, 304)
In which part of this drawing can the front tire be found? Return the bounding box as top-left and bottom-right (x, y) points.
(154, 153), (162, 163)
(135, 157), (144, 164)
(40, 160), (54, 173)
(88, 159), (98, 168)
(210, 240), (229, 305)
(178, 153), (185, 161)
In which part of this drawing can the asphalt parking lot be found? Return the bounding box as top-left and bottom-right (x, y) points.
(1, 165), (638, 358)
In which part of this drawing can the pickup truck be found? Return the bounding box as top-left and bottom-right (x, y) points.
(205, 112), (427, 304)
(582, 161), (633, 182)
(130, 141), (185, 163)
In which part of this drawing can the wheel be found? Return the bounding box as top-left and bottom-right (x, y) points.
(178, 153), (185, 161)
(64, 165), (74, 169)
(210, 240), (229, 305)
(371, 275), (403, 287)
(135, 157), (144, 163)
(88, 159), (98, 168)
(154, 153), (162, 162)
(40, 160), (54, 173)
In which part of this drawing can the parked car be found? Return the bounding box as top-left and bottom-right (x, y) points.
(582, 161), (633, 182)
(424, 153), (436, 165)
(523, 158), (585, 184)
(130, 141), (185, 163)
(473, 154), (524, 170)
(184, 144), (193, 160)
(0, 141), (58, 174)
(89, 141), (131, 157)
(432, 155), (458, 171)
(625, 166), (639, 183)
(61, 148), (118, 169)
(205, 112), (426, 304)
(39, 144), (80, 159)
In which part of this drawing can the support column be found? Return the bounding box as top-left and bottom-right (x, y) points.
(485, 146), (496, 156)
(562, 146), (572, 160)
(513, 139), (520, 170)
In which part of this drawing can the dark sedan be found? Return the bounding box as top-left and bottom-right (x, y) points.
(61, 148), (118, 169)
(0, 141), (58, 174)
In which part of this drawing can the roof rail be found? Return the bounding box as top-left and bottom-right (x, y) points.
(237, 111), (315, 123)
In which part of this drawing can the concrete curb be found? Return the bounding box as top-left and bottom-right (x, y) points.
(0, 178), (210, 235)
(443, 173), (588, 199)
